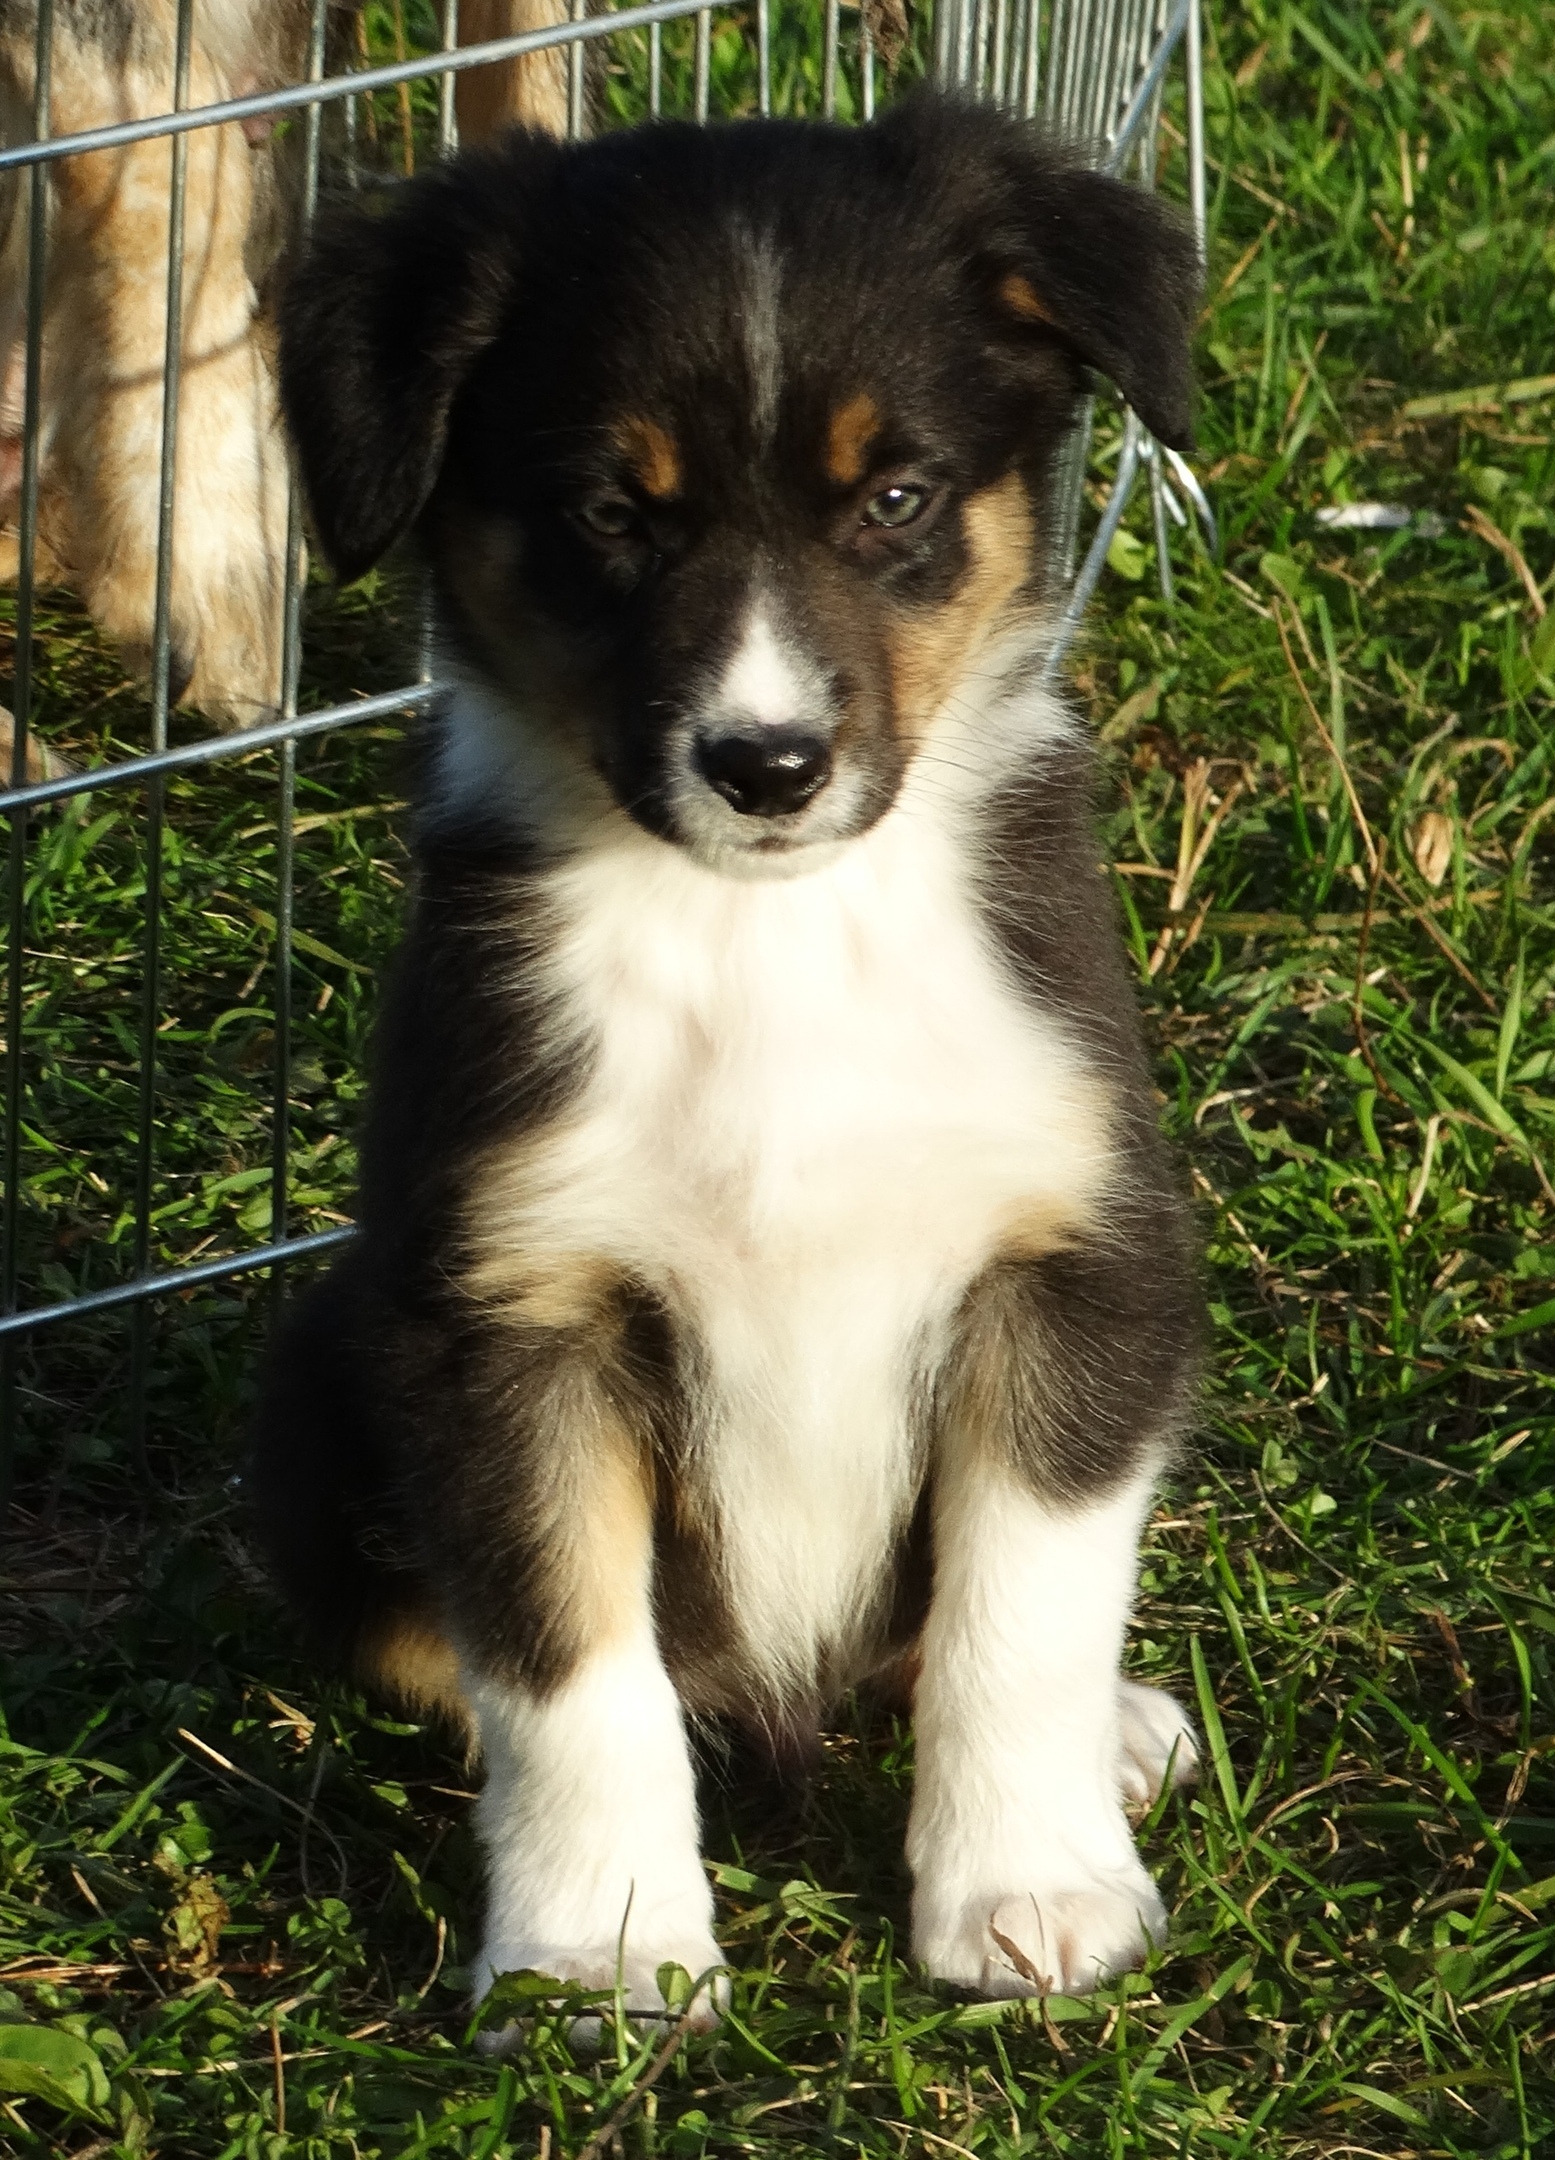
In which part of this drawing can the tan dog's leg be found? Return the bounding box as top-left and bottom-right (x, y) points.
(0, 72), (62, 566)
(0, 706), (74, 782)
(0, 12), (292, 727)
(456, 0), (573, 145)
(45, 38), (290, 726)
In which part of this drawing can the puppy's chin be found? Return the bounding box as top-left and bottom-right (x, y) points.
(675, 828), (854, 883)
(653, 766), (897, 881)
(656, 790), (885, 881)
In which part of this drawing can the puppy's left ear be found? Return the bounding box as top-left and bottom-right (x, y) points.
(882, 95), (1201, 449)
(987, 157), (1202, 451)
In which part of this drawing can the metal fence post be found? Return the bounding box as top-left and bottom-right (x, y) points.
(0, 0), (1206, 1493)
(0, 0), (53, 1509)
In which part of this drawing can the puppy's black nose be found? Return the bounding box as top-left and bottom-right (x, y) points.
(695, 730), (832, 818)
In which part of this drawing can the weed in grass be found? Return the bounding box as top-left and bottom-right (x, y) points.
(2, 3), (1554, 2154)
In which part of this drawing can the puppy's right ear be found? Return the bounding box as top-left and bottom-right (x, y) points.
(280, 139), (557, 584)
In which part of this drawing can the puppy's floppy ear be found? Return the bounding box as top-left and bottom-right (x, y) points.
(280, 134), (559, 583)
(882, 94), (1202, 451)
(985, 158), (1201, 450)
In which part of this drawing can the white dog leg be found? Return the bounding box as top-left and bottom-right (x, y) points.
(909, 1460), (1174, 1997)
(468, 1621), (723, 2047)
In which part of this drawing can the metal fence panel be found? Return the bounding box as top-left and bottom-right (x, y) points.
(0, 0), (1201, 1499)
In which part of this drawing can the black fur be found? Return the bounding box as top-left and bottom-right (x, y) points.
(962, 741), (1204, 1501)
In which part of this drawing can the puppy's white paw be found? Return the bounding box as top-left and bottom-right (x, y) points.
(918, 1866), (1167, 1999)
(1117, 1680), (1200, 1810)
(473, 1934), (727, 2057)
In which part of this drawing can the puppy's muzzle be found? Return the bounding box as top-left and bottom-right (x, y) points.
(694, 726), (833, 818)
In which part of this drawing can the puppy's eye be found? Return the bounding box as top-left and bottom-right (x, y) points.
(862, 484), (930, 530)
(579, 496), (640, 539)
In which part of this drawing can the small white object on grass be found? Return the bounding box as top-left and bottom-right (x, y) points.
(1315, 503), (1448, 536)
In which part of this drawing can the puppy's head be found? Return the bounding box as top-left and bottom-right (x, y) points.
(282, 94), (1199, 875)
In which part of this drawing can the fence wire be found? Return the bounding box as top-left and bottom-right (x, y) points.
(0, 0), (1201, 1497)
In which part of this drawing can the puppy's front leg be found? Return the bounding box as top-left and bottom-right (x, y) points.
(416, 1304), (721, 2034)
(469, 1630), (721, 2034)
(909, 1252), (1196, 1997)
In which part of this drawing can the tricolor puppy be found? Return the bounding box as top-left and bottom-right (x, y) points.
(256, 92), (1205, 2028)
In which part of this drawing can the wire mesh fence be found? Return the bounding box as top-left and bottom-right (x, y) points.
(0, 0), (1202, 1500)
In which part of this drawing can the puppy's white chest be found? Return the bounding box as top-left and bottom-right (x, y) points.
(553, 817), (1105, 1266)
(533, 811), (1112, 1686)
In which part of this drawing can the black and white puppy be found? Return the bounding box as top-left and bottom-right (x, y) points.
(256, 91), (1205, 2024)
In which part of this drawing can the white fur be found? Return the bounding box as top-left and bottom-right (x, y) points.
(711, 604), (828, 730)
(432, 617), (1068, 873)
(468, 670), (1108, 1702)
(738, 225), (783, 444)
(1117, 1678), (1200, 1810)
(908, 1462), (1169, 1996)
(446, 648), (1192, 2006)
(470, 1630), (722, 2024)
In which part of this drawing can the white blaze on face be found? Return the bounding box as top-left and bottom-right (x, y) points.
(716, 608), (829, 732)
(741, 228), (784, 446)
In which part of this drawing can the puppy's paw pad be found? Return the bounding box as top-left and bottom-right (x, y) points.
(1117, 1680), (1200, 1810)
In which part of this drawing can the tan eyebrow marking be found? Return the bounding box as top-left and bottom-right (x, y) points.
(826, 392), (881, 488)
(997, 271), (1058, 327)
(613, 416), (683, 499)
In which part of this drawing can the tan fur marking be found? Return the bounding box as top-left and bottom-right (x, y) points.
(475, 1248), (623, 1332)
(0, 27), (290, 726)
(459, 1140), (659, 1660)
(886, 472), (1038, 738)
(462, 1118), (651, 1324)
(938, 1275), (1049, 1474)
(826, 392), (879, 486)
(361, 1611), (473, 1737)
(998, 271), (1057, 326)
(463, 1138), (621, 1328)
(615, 415), (683, 501)
(509, 1358), (657, 1661)
(574, 1436), (655, 1648)
(996, 1191), (1107, 1263)
(455, 0), (572, 144)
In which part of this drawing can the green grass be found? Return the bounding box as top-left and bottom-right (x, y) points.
(3, 0), (1555, 2152)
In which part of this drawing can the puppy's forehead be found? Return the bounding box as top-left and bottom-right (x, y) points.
(521, 129), (958, 394)
(607, 215), (797, 468)
(578, 207), (957, 494)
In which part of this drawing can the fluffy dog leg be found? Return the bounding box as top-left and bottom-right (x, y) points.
(469, 1630), (723, 2053)
(1116, 1676), (1200, 1811)
(908, 1458), (1172, 1997)
(44, 41), (288, 726)
(459, 1363), (722, 2050)
(453, 1336), (721, 2043)
(378, 1262), (725, 2049)
(0, 17), (290, 726)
